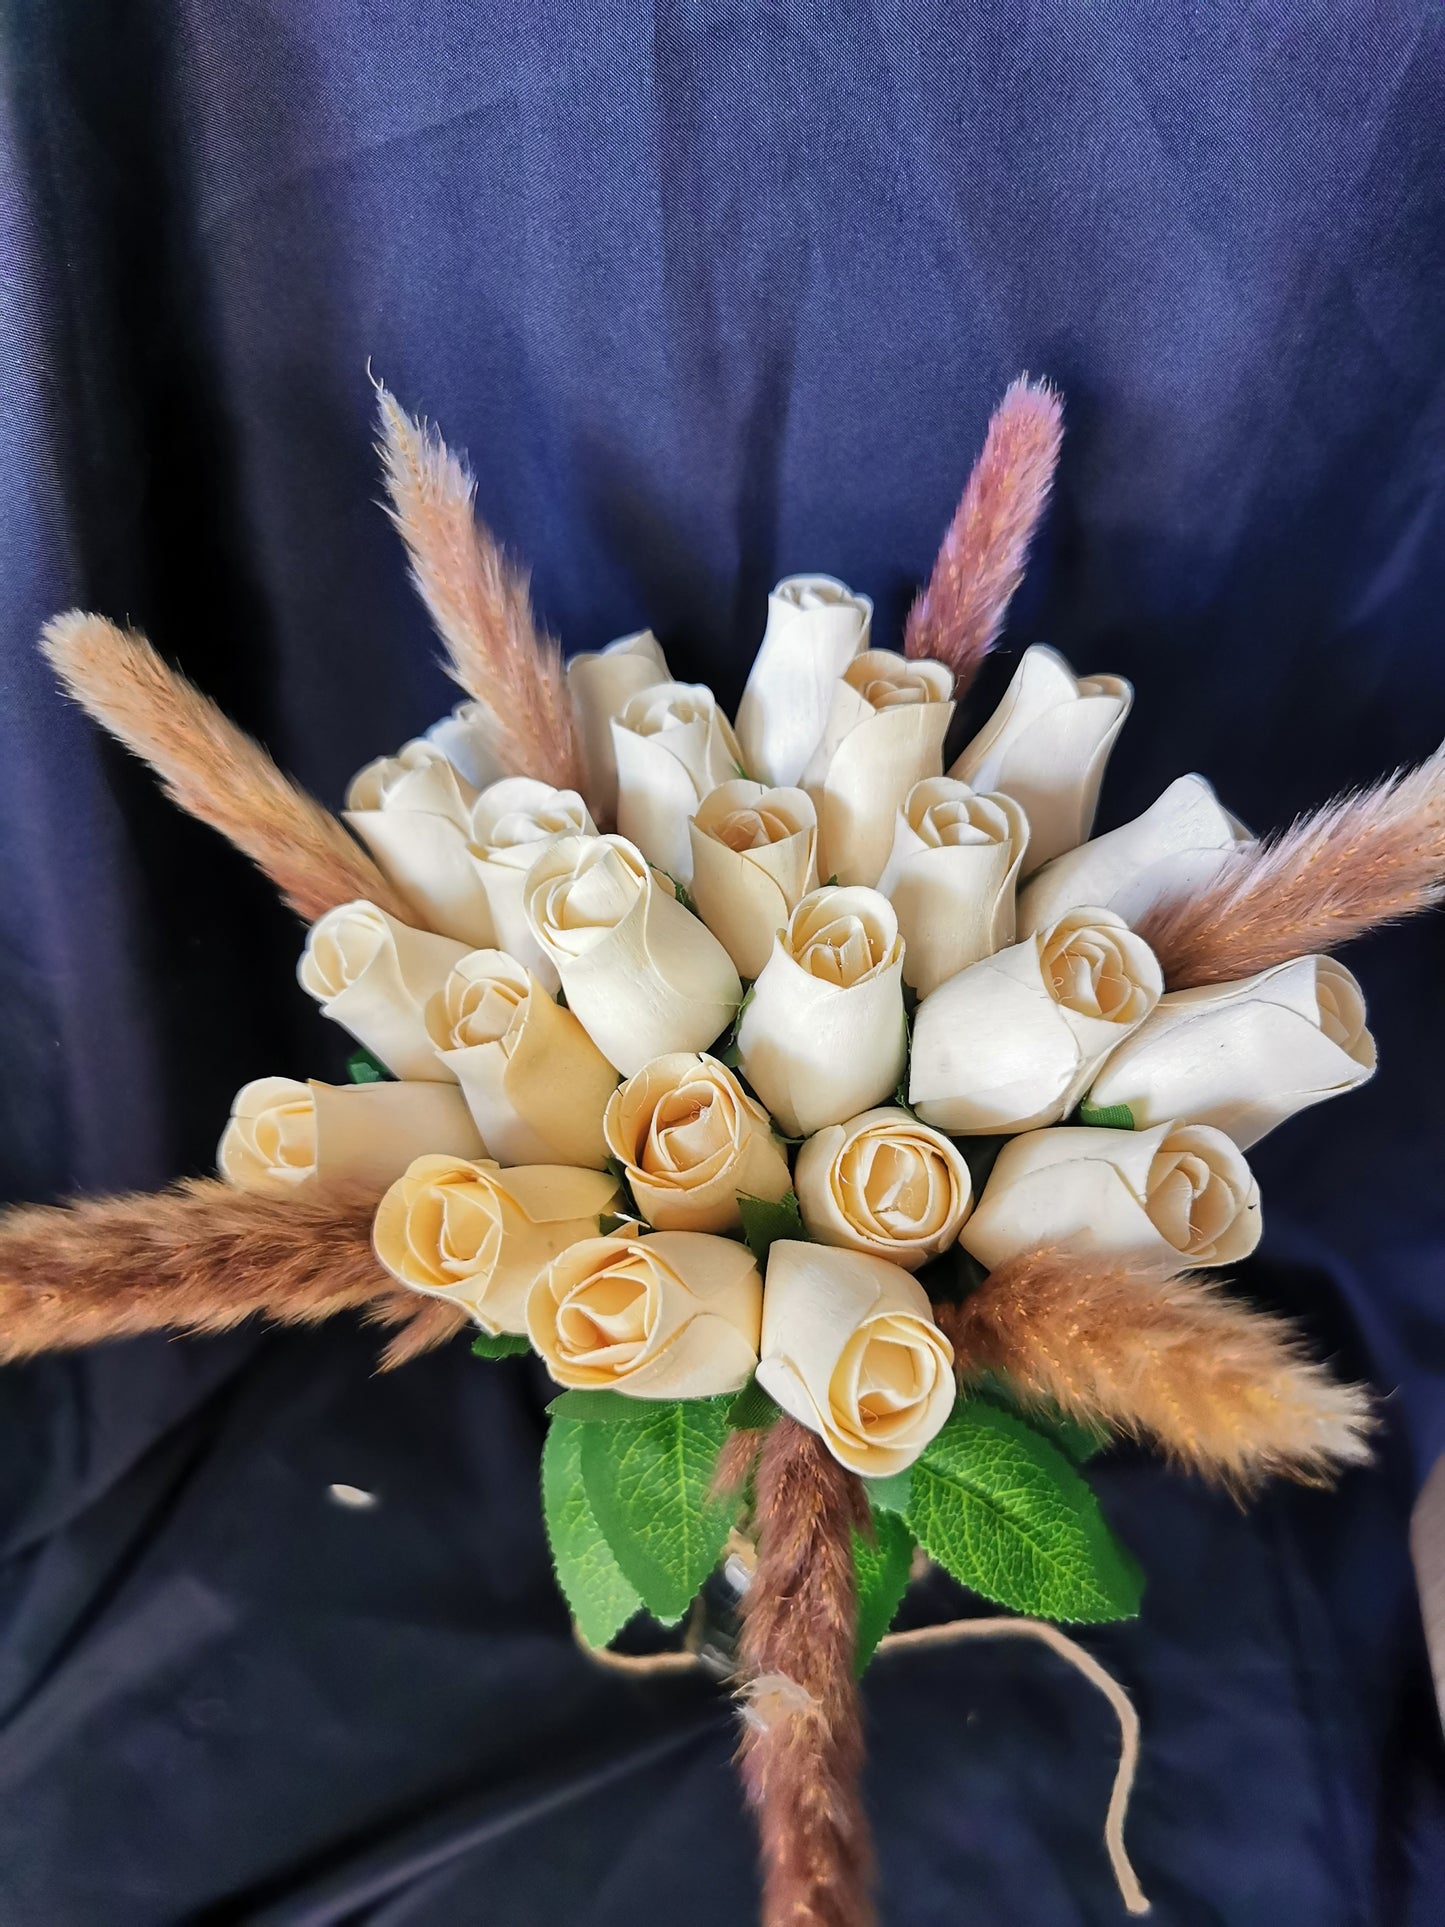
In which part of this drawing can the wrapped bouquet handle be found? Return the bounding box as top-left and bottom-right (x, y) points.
(7, 374), (1443, 1924)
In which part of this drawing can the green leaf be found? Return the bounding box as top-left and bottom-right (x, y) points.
(597, 1212), (632, 1235)
(579, 1400), (736, 1621)
(732, 758), (751, 782)
(470, 1330), (532, 1359)
(867, 1467), (914, 1515)
(971, 1375), (1109, 1465)
(727, 1376), (778, 1431)
(660, 870), (700, 917)
(906, 1403), (1142, 1623)
(717, 1038), (743, 1070)
(1077, 1098), (1136, 1130)
(853, 1510), (915, 1672)
(346, 1047), (391, 1084)
(825, 873), (840, 888)
(548, 1388), (665, 1424)
(737, 1191), (805, 1267)
(542, 1418), (642, 1647)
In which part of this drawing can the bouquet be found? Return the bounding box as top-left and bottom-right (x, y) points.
(4, 376), (1442, 1927)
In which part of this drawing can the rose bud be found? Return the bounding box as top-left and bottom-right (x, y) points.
(527, 1230), (762, 1398)
(219, 1075), (486, 1197)
(950, 644), (1132, 870)
(909, 907), (1162, 1133)
(876, 777), (1030, 996)
(687, 779), (820, 979)
(568, 629), (672, 827)
(802, 650), (955, 886)
(373, 1154), (619, 1335)
(344, 742), (494, 948)
(1086, 954), (1376, 1149)
(793, 1106), (973, 1269)
(523, 834), (742, 1076)
(298, 901), (472, 1080)
(734, 574), (873, 788)
(960, 1120), (1262, 1272)
(737, 885), (907, 1138)
(421, 700), (506, 792)
(612, 681), (746, 884)
(468, 778), (597, 992)
(603, 1052), (792, 1233)
(756, 1241), (956, 1477)
(1018, 773), (1251, 936)
(427, 950), (617, 1169)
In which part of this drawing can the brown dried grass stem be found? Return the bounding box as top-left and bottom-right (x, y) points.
(0, 1180), (458, 1368)
(937, 1247), (1373, 1492)
(41, 613), (408, 924)
(375, 387), (581, 790)
(904, 376), (1063, 695)
(737, 1417), (874, 1927)
(1137, 748), (1445, 988)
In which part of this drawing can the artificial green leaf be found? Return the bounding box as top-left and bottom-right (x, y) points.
(660, 871), (699, 917)
(470, 1330), (532, 1359)
(717, 1038), (743, 1069)
(548, 1388), (667, 1424)
(346, 1047), (391, 1084)
(727, 1376), (778, 1431)
(542, 1418), (642, 1647)
(906, 1402), (1142, 1623)
(1076, 1099), (1136, 1130)
(853, 1510), (915, 1672)
(868, 1467), (914, 1515)
(970, 1373), (1109, 1464)
(737, 1191), (805, 1267)
(579, 1399), (737, 1621)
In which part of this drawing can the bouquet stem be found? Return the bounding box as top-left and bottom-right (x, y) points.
(738, 1417), (875, 1927)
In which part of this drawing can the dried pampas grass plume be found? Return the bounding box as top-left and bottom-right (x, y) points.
(1138, 747), (1445, 988)
(0, 1180), (457, 1368)
(905, 376), (1064, 694)
(738, 1418), (874, 1927)
(375, 385), (582, 791)
(937, 1247), (1373, 1492)
(41, 612), (408, 925)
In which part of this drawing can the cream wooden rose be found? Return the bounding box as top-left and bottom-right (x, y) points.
(298, 901), (472, 1080)
(1086, 955), (1376, 1149)
(950, 644), (1132, 870)
(734, 574), (873, 787)
(736, 885), (907, 1138)
(217, 1077), (316, 1194)
(523, 834), (742, 1076)
(373, 1153), (619, 1335)
(687, 780), (820, 979)
(875, 777), (1030, 996)
(568, 630), (672, 827)
(468, 778), (597, 992)
(602, 1052), (792, 1233)
(960, 1120), (1261, 1271)
(1017, 773), (1251, 936)
(802, 650), (955, 886)
(612, 681), (746, 884)
(422, 699), (507, 792)
(793, 1106), (973, 1269)
(345, 743), (495, 948)
(427, 949), (617, 1169)
(756, 1241), (956, 1477)
(527, 1229), (763, 1397)
(909, 907), (1163, 1133)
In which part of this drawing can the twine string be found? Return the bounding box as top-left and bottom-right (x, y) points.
(574, 1611), (1150, 1916)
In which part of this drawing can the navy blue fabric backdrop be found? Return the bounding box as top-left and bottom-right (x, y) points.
(2, 2), (1444, 1920)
